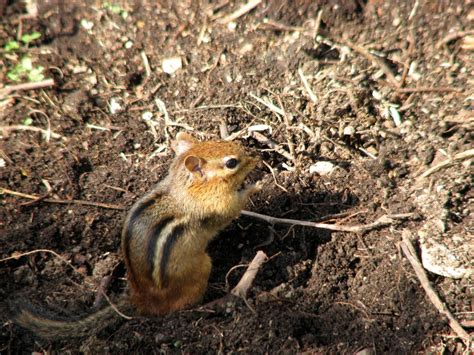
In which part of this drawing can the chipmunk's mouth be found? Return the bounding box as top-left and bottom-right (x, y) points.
(234, 156), (260, 192)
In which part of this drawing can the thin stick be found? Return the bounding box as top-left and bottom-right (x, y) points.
(225, 264), (248, 291)
(417, 149), (474, 180)
(93, 276), (112, 308)
(276, 95), (296, 162)
(101, 291), (133, 320)
(436, 30), (474, 49)
(217, 0), (262, 24)
(231, 251), (268, 298)
(0, 125), (66, 140)
(219, 118), (230, 139)
(19, 192), (51, 206)
(256, 19), (304, 32)
(395, 87), (463, 94)
(341, 39), (399, 87)
(460, 320), (474, 328)
(0, 249), (82, 275)
(398, 28), (415, 89)
(400, 232), (470, 341)
(249, 93), (285, 116)
(262, 160), (288, 192)
(0, 78), (55, 95)
(172, 103), (243, 113)
(140, 50), (151, 78)
(241, 210), (414, 233)
(298, 68), (318, 103)
(312, 10), (323, 39)
(251, 131), (293, 161)
(1, 187), (125, 210)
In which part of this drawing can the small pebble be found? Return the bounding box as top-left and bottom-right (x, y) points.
(309, 161), (336, 175)
(162, 57), (182, 74)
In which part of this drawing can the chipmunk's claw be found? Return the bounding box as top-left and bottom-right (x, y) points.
(246, 180), (263, 194)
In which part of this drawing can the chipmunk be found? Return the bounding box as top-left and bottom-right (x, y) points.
(14, 132), (260, 338)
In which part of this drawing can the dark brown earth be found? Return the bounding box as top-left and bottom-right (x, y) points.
(1, 1), (472, 353)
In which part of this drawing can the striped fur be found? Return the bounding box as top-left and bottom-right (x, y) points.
(146, 217), (175, 280)
(159, 224), (186, 286)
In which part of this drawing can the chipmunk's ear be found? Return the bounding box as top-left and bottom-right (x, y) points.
(184, 155), (204, 177)
(173, 132), (197, 156)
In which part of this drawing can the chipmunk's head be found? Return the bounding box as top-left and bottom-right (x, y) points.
(171, 132), (259, 203)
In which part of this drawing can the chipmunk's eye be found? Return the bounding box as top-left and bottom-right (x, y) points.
(224, 158), (239, 169)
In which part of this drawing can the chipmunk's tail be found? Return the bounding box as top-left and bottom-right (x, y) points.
(12, 297), (133, 339)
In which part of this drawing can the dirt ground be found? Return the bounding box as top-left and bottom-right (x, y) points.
(1, 0), (473, 353)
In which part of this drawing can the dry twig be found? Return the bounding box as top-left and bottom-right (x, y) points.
(140, 50), (151, 78)
(241, 210), (414, 233)
(93, 276), (113, 308)
(396, 87), (463, 94)
(436, 30), (474, 49)
(0, 249), (82, 276)
(249, 93), (285, 116)
(312, 10), (323, 39)
(256, 19), (304, 32)
(298, 68), (318, 103)
(275, 95), (296, 162)
(1, 187), (125, 210)
(417, 149), (474, 180)
(217, 0), (262, 24)
(341, 39), (399, 87)
(0, 124), (66, 141)
(398, 28), (415, 89)
(101, 291), (133, 320)
(400, 231), (470, 343)
(0, 78), (55, 95)
(262, 160), (288, 192)
(251, 131), (293, 161)
(231, 251), (268, 298)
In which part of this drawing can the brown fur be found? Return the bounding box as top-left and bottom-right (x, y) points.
(123, 135), (259, 315)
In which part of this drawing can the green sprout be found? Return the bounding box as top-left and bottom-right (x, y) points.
(20, 31), (41, 45)
(103, 2), (128, 18)
(103, 2), (122, 13)
(7, 56), (45, 82)
(27, 65), (45, 82)
(4, 40), (20, 52)
(3, 32), (41, 52)
(22, 117), (33, 126)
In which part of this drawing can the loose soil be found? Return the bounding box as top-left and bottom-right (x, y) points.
(1, 1), (472, 354)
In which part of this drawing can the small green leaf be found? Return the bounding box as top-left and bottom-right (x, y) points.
(20, 57), (33, 71)
(21, 32), (41, 44)
(103, 2), (123, 14)
(4, 40), (20, 52)
(111, 5), (122, 13)
(22, 117), (33, 126)
(27, 66), (45, 82)
(7, 71), (21, 82)
(7, 56), (46, 82)
(173, 340), (182, 348)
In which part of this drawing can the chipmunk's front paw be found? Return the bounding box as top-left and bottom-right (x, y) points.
(237, 180), (263, 200)
(247, 180), (263, 194)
